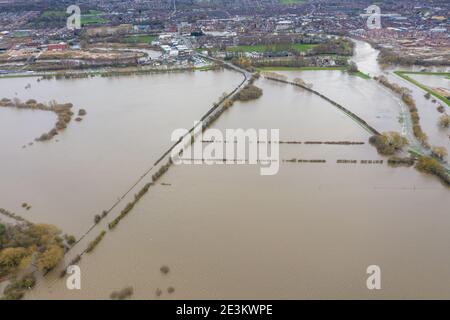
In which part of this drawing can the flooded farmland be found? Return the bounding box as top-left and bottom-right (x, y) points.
(0, 70), (243, 235)
(1, 41), (450, 300)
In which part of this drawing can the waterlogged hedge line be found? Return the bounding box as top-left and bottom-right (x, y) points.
(388, 157), (415, 167)
(86, 231), (106, 253)
(337, 160), (358, 164)
(360, 160), (384, 164)
(202, 140), (365, 145)
(284, 159), (326, 163)
(59, 254), (81, 278)
(108, 181), (155, 230)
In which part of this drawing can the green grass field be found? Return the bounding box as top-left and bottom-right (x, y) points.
(41, 10), (65, 18)
(395, 71), (450, 107)
(226, 43), (317, 53)
(81, 11), (108, 25)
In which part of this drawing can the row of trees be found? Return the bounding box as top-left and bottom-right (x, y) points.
(232, 84), (263, 102)
(0, 221), (75, 299)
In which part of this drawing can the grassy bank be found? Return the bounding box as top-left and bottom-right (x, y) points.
(394, 71), (450, 107)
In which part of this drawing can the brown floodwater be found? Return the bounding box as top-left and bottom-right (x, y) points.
(27, 55), (450, 299)
(2, 41), (450, 299)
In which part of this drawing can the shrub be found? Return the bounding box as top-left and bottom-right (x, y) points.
(1, 275), (37, 300)
(160, 265), (170, 275)
(431, 146), (448, 161)
(369, 132), (407, 155)
(233, 84), (263, 102)
(64, 234), (76, 246)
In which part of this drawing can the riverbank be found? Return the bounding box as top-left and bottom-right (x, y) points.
(0, 65), (217, 80)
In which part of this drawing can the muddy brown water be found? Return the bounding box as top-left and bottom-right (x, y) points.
(1, 41), (450, 299)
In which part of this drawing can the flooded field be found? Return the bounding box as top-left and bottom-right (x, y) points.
(28, 68), (450, 300)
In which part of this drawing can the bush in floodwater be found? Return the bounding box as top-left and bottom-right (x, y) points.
(160, 265), (170, 275)
(439, 114), (450, 128)
(108, 202), (135, 229)
(369, 132), (407, 155)
(387, 157), (415, 167)
(110, 286), (134, 300)
(233, 84), (263, 102)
